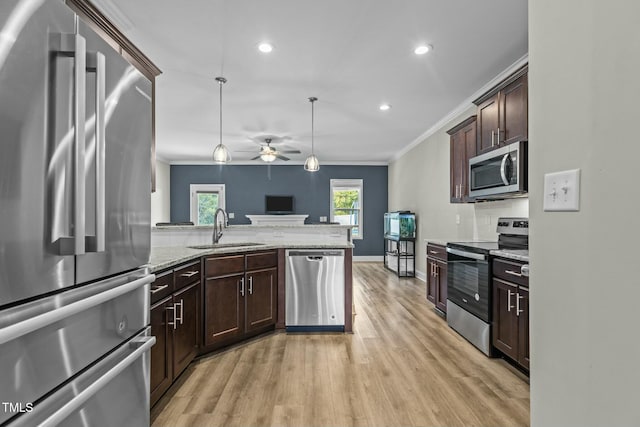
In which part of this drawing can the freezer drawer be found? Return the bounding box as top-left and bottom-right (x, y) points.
(285, 250), (345, 330)
(7, 328), (155, 427)
(0, 269), (154, 425)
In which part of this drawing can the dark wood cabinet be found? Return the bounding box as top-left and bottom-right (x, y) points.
(204, 274), (245, 346)
(447, 116), (477, 203)
(517, 287), (530, 369)
(492, 279), (518, 360)
(149, 260), (201, 407)
(492, 258), (529, 371)
(203, 251), (278, 351)
(172, 281), (200, 377)
(426, 243), (448, 314)
(474, 66), (528, 155)
(245, 268), (277, 333)
(150, 296), (173, 407)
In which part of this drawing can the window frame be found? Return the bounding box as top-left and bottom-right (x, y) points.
(330, 179), (363, 240)
(189, 184), (226, 226)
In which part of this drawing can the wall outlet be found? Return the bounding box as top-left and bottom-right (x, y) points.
(319, 216), (327, 222)
(455, 214), (461, 225)
(543, 169), (581, 211)
(228, 212), (235, 219)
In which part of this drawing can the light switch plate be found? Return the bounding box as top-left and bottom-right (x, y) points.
(228, 212), (235, 219)
(543, 169), (580, 211)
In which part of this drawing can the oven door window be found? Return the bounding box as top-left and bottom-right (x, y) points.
(447, 257), (490, 322)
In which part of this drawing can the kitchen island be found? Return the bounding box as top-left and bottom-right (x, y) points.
(146, 239), (353, 406)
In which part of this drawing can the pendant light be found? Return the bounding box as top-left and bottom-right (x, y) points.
(212, 76), (231, 164)
(304, 96), (320, 172)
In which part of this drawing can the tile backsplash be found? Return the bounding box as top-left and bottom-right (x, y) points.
(473, 198), (529, 240)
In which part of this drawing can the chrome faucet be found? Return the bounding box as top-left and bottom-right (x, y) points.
(212, 208), (228, 244)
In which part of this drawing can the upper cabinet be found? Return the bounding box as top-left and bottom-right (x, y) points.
(474, 65), (528, 155)
(65, 0), (162, 191)
(447, 116), (476, 203)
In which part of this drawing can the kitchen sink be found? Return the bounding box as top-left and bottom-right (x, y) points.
(187, 242), (266, 249)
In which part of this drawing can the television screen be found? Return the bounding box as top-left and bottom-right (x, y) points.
(265, 195), (294, 214)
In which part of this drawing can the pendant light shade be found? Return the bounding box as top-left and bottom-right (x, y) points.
(212, 76), (230, 164)
(304, 96), (320, 172)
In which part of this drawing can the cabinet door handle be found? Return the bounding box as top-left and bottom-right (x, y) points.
(150, 284), (168, 294)
(166, 305), (178, 330)
(517, 293), (524, 316)
(507, 289), (514, 312)
(178, 299), (184, 325)
(180, 271), (199, 278)
(239, 277), (245, 297)
(491, 130), (495, 147)
(497, 127), (501, 145)
(505, 270), (522, 277)
(248, 276), (253, 295)
(434, 265), (438, 277)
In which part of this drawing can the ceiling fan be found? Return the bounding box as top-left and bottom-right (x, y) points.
(238, 137), (301, 162)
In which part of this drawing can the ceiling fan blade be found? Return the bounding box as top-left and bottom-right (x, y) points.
(279, 150), (301, 154)
(250, 155), (261, 160)
(275, 154), (290, 161)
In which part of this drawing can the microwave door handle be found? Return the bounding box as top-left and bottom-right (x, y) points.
(500, 153), (511, 186)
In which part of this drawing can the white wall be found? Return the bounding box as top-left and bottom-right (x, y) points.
(529, 1), (640, 426)
(151, 160), (170, 225)
(388, 105), (529, 277)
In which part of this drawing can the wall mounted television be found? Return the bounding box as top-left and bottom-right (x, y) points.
(265, 195), (294, 214)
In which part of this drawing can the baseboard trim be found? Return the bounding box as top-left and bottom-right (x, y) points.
(353, 256), (384, 262)
(415, 270), (427, 282)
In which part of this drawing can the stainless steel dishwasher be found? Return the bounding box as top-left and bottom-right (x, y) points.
(285, 249), (345, 331)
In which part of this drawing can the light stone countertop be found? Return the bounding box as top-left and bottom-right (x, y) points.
(490, 249), (529, 263)
(424, 239), (451, 247)
(147, 242), (354, 273)
(152, 224), (353, 231)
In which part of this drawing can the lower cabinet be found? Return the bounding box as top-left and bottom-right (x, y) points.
(204, 251), (278, 349)
(492, 258), (529, 371)
(426, 243), (448, 314)
(150, 261), (201, 407)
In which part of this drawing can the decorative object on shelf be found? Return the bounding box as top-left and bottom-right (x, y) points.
(304, 96), (320, 172)
(212, 76), (231, 164)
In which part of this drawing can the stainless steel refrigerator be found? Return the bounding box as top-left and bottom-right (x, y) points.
(0, 0), (156, 425)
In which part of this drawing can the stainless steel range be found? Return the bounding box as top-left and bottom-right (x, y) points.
(446, 218), (528, 355)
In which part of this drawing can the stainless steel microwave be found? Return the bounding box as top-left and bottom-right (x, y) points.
(469, 141), (527, 199)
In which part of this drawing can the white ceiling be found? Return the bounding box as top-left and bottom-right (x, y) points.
(95, 0), (528, 164)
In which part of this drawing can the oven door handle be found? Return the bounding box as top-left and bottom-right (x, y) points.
(446, 247), (487, 261)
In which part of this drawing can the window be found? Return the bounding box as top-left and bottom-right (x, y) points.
(330, 179), (363, 239)
(190, 184), (225, 226)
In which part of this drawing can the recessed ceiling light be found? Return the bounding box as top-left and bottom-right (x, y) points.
(258, 42), (273, 53)
(414, 44), (432, 55)
(379, 103), (391, 111)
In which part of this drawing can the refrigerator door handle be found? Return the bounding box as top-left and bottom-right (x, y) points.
(85, 51), (106, 252)
(36, 336), (156, 427)
(0, 273), (155, 346)
(51, 33), (87, 255)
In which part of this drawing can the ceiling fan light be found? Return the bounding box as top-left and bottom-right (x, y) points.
(213, 143), (231, 163)
(260, 152), (277, 162)
(304, 154), (320, 172)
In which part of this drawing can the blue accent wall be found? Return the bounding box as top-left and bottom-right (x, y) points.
(170, 164), (388, 256)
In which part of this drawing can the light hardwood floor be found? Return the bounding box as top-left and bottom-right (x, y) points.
(151, 262), (530, 427)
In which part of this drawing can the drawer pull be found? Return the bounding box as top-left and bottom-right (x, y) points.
(180, 271), (199, 278)
(505, 269), (522, 277)
(429, 250), (439, 255)
(150, 284), (168, 294)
